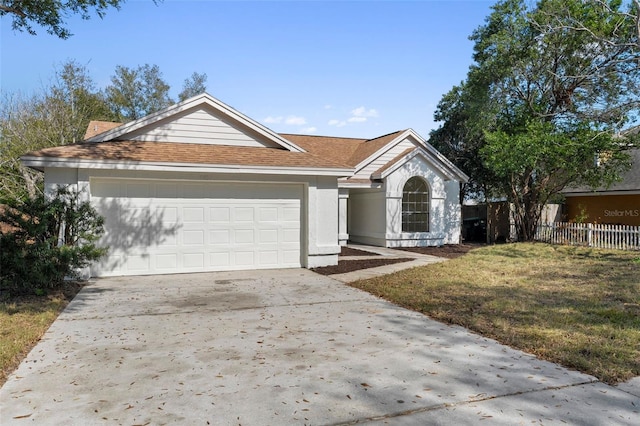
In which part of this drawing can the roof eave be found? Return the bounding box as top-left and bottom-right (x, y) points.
(20, 156), (353, 177)
(371, 147), (469, 183)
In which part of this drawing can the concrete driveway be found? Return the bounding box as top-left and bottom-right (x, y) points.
(1, 269), (638, 425)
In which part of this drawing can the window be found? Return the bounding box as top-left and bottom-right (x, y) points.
(402, 177), (429, 232)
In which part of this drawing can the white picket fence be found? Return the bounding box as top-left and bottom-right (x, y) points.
(511, 222), (640, 251)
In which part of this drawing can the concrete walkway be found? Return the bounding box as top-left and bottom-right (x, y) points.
(329, 244), (447, 283)
(1, 269), (638, 425)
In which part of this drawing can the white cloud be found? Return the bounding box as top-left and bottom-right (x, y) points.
(263, 116), (283, 124)
(351, 106), (379, 118)
(264, 115), (308, 126)
(324, 104), (333, 110)
(348, 116), (367, 123)
(328, 119), (346, 127)
(285, 115), (307, 125)
(301, 126), (317, 134)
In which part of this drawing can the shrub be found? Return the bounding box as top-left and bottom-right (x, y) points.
(0, 188), (107, 296)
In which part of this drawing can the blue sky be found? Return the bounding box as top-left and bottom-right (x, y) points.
(1, 0), (494, 138)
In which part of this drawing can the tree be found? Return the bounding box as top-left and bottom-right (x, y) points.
(0, 60), (113, 198)
(432, 0), (640, 241)
(0, 0), (126, 39)
(429, 82), (498, 203)
(178, 72), (208, 102)
(105, 64), (173, 121)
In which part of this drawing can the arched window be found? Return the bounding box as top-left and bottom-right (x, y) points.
(402, 177), (430, 232)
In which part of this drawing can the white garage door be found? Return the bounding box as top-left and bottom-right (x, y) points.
(90, 179), (302, 276)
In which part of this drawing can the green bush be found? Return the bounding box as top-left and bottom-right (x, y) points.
(0, 188), (107, 296)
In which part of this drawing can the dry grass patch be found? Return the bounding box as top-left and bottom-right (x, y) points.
(0, 282), (84, 386)
(349, 243), (640, 384)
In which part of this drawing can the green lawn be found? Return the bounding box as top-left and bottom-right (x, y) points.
(0, 283), (82, 386)
(349, 243), (640, 384)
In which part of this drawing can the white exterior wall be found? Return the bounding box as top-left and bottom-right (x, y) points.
(43, 167), (340, 275)
(348, 189), (387, 246)
(383, 156), (450, 247)
(127, 108), (277, 147)
(443, 180), (462, 244)
(338, 188), (349, 246)
(305, 176), (340, 268)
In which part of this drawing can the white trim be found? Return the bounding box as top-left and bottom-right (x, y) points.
(86, 93), (306, 153)
(337, 180), (384, 189)
(21, 156), (352, 177)
(373, 147), (462, 182)
(354, 129), (469, 183)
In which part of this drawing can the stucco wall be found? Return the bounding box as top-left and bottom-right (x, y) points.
(43, 167), (340, 272)
(348, 189), (387, 246)
(383, 156), (453, 247)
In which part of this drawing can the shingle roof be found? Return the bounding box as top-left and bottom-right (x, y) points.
(28, 124), (409, 172)
(280, 134), (366, 167)
(564, 148), (640, 193)
(84, 121), (122, 139)
(29, 119), (412, 173)
(25, 141), (352, 170)
(281, 131), (404, 167)
(346, 131), (404, 166)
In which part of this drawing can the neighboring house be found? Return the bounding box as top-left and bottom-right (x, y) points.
(21, 93), (467, 277)
(562, 148), (640, 226)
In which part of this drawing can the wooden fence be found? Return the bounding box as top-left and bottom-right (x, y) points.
(511, 222), (640, 251)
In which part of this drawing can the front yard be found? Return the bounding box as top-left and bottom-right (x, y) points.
(0, 282), (83, 385)
(2, 243), (638, 387)
(349, 243), (640, 384)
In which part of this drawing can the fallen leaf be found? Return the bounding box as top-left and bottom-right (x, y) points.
(13, 414), (32, 419)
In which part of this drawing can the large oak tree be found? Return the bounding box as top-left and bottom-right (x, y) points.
(431, 0), (640, 240)
(0, 0), (125, 39)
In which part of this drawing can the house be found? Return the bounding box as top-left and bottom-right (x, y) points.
(562, 148), (640, 226)
(21, 93), (468, 277)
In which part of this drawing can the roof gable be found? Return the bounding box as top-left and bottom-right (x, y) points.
(372, 147), (469, 182)
(87, 93), (305, 153)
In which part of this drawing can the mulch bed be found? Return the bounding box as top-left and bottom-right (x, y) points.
(398, 243), (482, 259)
(340, 246), (380, 257)
(311, 258), (414, 275)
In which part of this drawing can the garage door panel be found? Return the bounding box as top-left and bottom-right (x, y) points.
(259, 251), (278, 265)
(283, 207), (300, 221)
(210, 229), (230, 244)
(235, 207), (254, 222)
(184, 253), (205, 268)
(283, 228), (300, 243)
(259, 207), (278, 222)
(210, 207), (230, 222)
(210, 252), (230, 267)
(235, 251), (255, 265)
(91, 179), (302, 276)
(260, 229), (278, 243)
(235, 229), (255, 244)
(183, 207), (205, 222)
(156, 254), (178, 269)
(183, 230), (205, 245)
(127, 254), (151, 271)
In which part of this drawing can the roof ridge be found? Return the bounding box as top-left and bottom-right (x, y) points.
(364, 130), (404, 142)
(279, 133), (367, 141)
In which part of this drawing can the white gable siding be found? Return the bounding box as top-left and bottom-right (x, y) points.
(126, 108), (278, 148)
(353, 138), (417, 178)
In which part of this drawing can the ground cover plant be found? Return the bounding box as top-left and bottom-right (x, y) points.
(0, 282), (84, 385)
(349, 243), (640, 384)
